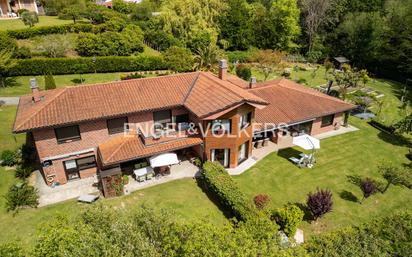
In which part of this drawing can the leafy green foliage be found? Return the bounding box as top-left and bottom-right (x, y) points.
(59, 5), (86, 24)
(163, 46), (194, 72)
(236, 64), (252, 81)
(379, 163), (412, 193)
(5, 182), (39, 213)
(14, 165), (33, 179)
(144, 30), (183, 51)
(8, 56), (166, 76)
(0, 50), (18, 87)
(272, 204), (304, 236)
(201, 161), (258, 221)
(306, 211), (412, 257)
(0, 150), (19, 167)
(21, 11), (39, 28)
(307, 188), (333, 220)
(44, 73), (56, 90)
(6, 24), (95, 39)
(0, 32), (17, 52)
(395, 114), (412, 134)
(0, 242), (24, 257)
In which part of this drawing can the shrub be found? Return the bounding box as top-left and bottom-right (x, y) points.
(0, 242), (24, 257)
(120, 72), (144, 80)
(307, 188), (333, 220)
(8, 56), (167, 76)
(163, 46), (194, 72)
(5, 182), (39, 213)
(1, 150), (19, 167)
(122, 175), (129, 185)
(20, 11), (39, 27)
(296, 78), (307, 84)
(272, 204), (304, 236)
(35, 34), (71, 58)
(0, 32), (17, 52)
(15, 165), (33, 179)
(236, 64), (252, 81)
(201, 161), (258, 221)
(6, 23), (95, 39)
(17, 9), (29, 16)
(253, 194), (270, 210)
(13, 46), (31, 59)
(360, 178), (377, 201)
(44, 73), (56, 90)
(144, 30), (183, 51)
(306, 211), (412, 257)
(226, 51), (251, 63)
(379, 163), (412, 193)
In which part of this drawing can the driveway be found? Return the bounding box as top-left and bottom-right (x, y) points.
(0, 97), (19, 105)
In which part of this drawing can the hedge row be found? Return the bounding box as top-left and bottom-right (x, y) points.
(201, 161), (258, 221)
(6, 23), (108, 39)
(305, 211), (412, 257)
(8, 56), (167, 76)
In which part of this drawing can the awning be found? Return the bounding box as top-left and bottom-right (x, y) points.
(149, 153), (179, 168)
(293, 134), (320, 150)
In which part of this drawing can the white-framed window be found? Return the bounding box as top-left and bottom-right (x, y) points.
(211, 149), (230, 167)
(239, 112), (252, 130)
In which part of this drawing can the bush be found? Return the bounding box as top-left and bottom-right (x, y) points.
(6, 23), (96, 39)
(306, 211), (412, 257)
(44, 73), (57, 90)
(21, 11), (39, 27)
(226, 51), (251, 63)
(272, 204), (304, 236)
(120, 72), (144, 80)
(13, 46), (31, 59)
(201, 161), (258, 221)
(253, 194), (270, 210)
(17, 9), (29, 16)
(8, 56), (167, 76)
(35, 34), (71, 58)
(15, 165), (33, 179)
(144, 30), (183, 51)
(122, 175), (129, 185)
(5, 182), (39, 213)
(360, 178), (377, 201)
(1, 150), (19, 167)
(0, 32), (17, 52)
(307, 188), (333, 220)
(236, 64), (252, 81)
(163, 46), (194, 72)
(0, 242), (24, 257)
(296, 78), (307, 84)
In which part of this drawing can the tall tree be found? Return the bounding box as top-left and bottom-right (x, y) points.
(300, 0), (331, 52)
(0, 50), (17, 88)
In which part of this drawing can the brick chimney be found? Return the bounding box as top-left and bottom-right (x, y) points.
(249, 77), (257, 88)
(218, 59), (227, 80)
(30, 78), (41, 103)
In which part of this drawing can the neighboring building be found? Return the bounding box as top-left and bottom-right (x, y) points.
(333, 56), (350, 70)
(0, 0), (38, 17)
(13, 60), (354, 186)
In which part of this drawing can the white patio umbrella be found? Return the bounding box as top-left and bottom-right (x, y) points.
(292, 134), (320, 150)
(149, 152), (179, 168)
(292, 134), (320, 167)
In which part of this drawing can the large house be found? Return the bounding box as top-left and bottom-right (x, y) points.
(13, 60), (354, 187)
(0, 0), (38, 17)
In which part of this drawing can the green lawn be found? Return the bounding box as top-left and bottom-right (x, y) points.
(0, 16), (81, 31)
(234, 117), (412, 237)
(0, 72), (123, 96)
(0, 106), (25, 150)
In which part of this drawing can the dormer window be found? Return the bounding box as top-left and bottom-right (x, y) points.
(239, 112), (252, 129)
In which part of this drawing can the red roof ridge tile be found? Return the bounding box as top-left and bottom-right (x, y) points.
(14, 88), (68, 132)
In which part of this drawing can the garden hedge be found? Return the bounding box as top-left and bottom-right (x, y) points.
(6, 23), (108, 39)
(201, 161), (258, 221)
(8, 56), (167, 76)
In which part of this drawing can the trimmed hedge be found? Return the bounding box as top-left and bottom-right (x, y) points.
(201, 161), (258, 221)
(6, 23), (106, 39)
(305, 211), (412, 257)
(8, 56), (167, 76)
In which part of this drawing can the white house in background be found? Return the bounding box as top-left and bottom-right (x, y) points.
(0, 0), (38, 17)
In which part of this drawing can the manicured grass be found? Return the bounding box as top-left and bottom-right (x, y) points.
(0, 106), (25, 150)
(0, 16), (82, 31)
(0, 72), (123, 96)
(233, 117), (412, 237)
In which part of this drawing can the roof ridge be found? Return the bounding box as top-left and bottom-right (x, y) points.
(15, 88), (68, 131)
(182, 72), (201, 105)
(277, 78), (349, 104)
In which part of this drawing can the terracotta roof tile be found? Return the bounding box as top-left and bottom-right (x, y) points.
(249, 78), (355, 126)
(14, 72), (267, 133)
(98, 134), (203, 166)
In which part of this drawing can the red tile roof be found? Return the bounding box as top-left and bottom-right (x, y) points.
(98, 134), (203, 166)
(248, 78), (355, 126)
(13, 72), (268, 133)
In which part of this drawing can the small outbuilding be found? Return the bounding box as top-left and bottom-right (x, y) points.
(333, 57), (350, 70)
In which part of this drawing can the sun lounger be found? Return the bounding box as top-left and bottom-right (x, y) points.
(78, 194), (99, 203)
